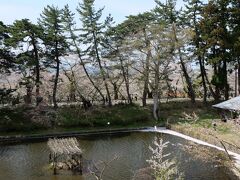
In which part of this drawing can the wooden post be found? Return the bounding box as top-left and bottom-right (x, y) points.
(49, 153), (52, 163)
(53, 153), (57, 175)
(79, 154), (83, 175)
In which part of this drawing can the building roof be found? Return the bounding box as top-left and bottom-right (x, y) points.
(47, 137), (82, 155)
(212, 96), (240, 111)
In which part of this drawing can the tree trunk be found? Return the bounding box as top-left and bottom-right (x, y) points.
(142, 83), (148, 106)
(142, 28), (151, 107)
(92, 32), (112, 106)
(24, 84), (32, 104)
(120, 56), (132, 104)
(238, 59), (240, 95)
(113, 82), (119, 100)
(213, 63), (221, 101)
(53, 39), (60, 109)
(235, 65), (238, 97)
(223, 59), (229, 100)
(211, 45), (221, 101)
(202, 65), (218, 101)
(69, 81), (76, 102)
(64, 70), (76, 102)
(153, 58), (160, 121)
(199, 57), (207, 103)
(53, 58), (59, 108)
(153, 92), (160, 121)
(195, 36), (207, 103)
(32, 37), (40, 105)
(179, 58), (195, 104)
(148, 89), (153, 98)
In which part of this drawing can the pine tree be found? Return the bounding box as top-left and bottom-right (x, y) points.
(122, 12), (154, 106)
(62, 5), (105, 104)
(104, 15), (143, 105)
(154, 0), (196, 104)
(39, 5), (68, 108)
(229, 0), (240, 95)
(77, 0), (112, 106)
(7, 19), (43, 104)
(0, 21), (14, 73)
(184, 0), (210, 103)
(200, 0), (231, 100)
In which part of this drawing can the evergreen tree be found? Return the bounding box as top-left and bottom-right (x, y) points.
(39, 5), (68, 108)
(62, 5), (105, 104)
(104, 15), (139, 105)
(77, 0), (112, 106)
(7, 19), (43, 104)
(0, 21), (14, 73)
(184, 0), (210, 103)
(122, 12), (154, 106)
(154, 0), (196, 104)
(229, 0), (240, 95)
(200, 0), (231, 100)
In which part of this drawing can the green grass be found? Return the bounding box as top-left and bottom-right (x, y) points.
(57, 104), (153, 128)
(159, 100), (235, 136)
(160, 100), (218, 125)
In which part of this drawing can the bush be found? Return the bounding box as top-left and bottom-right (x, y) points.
(0, 107), (44, 132)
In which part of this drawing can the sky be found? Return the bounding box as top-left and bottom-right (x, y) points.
(0, 0), (192, 25)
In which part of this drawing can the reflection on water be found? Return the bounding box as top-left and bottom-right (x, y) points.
(0, 132), (234, 180)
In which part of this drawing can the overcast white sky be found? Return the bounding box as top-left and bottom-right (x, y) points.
(0, 0), (206, 25)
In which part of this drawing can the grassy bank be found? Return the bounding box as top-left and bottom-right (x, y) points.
(57, 104), (153, 127)
(160, 100), (240, 154)
(159, 100), (240, 177)
(0, 104), (155, 135)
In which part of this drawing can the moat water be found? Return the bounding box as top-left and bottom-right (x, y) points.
(0, 132), (235, 180)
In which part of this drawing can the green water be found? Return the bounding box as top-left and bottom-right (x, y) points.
(0, 132), (234, 180)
